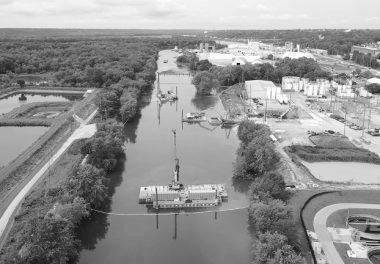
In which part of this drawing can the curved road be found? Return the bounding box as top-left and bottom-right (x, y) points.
(314, 203), (380, 264)
(0, 109), (97, 244)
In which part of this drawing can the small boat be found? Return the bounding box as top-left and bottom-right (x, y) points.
(18, 94), (27, 101)
(208, 116), (222, 126)
(157, 91), (178, 103)
(221, 117), (240, 126)
(182, 112), (206, 123)
(163, 59), (168, 63)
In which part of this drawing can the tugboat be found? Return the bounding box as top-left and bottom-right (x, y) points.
(138, 130), (228, 210)
(18, 93), (27, 101)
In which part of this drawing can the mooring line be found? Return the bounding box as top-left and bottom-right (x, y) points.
(90, 206), (249, 216)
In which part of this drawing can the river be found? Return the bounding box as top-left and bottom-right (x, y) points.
(77, 50), (251, 264)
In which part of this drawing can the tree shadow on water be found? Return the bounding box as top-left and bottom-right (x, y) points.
(76, 158), (125, 251)
(191, 95), (219, 111)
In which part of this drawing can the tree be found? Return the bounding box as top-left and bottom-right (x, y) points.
(234, 136), (279, 183)
(47, 197), (89, 225)
(82, 122), (125, 172)
(15, 216), (79, 264)
(366, 83), (380, 94)
(96, 89), (122, 119)
(248, 199), (291, 233)
(17, 79), (25, 88)
(192, 71), (219, 95)
(65, 164), (108, 209)
(342, 53), (350, 60)
(237, 121), (271, 146)
(251, 231), (304, 264)
(352, 68), (361, 77)
(249, 172), (288, 202)
(195, 60), (213, 71)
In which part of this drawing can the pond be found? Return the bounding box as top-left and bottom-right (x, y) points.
(0, 92), (80, 115)
(77, 50), (251, 264)
(304, 161), (380, 184)
(0, 126), (48, 167)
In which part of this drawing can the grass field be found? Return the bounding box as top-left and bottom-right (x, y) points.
(287, 133), (380, 164)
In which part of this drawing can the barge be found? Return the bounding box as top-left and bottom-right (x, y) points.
(138, 130), (228, 210)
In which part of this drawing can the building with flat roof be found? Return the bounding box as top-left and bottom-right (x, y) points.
(351, 45), (380, 56)
(282, 52), (315, 60)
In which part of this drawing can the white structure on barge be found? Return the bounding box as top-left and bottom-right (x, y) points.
(138, 130), (228, 210)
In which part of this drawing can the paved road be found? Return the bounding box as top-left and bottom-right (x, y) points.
(313, 203), (380, 264)
(0, 109), (97, 243)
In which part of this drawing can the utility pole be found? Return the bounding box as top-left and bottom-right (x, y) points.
(368, 101), (372, 130)
(344, 110), (347, 136)
(362, 103), (366, 138)
(264, 97), (268, 123)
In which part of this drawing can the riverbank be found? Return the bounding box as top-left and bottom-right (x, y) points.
(233, 120), (306, 263)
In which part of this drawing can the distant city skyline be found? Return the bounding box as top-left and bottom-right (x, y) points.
(0, 0), (380, 29)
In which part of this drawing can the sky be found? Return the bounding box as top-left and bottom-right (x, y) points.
(0, 0), (379, 29)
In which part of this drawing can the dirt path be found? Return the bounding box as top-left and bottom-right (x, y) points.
(0, 109), (97, 245)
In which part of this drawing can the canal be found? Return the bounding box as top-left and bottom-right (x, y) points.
(77, 50), (251, 264)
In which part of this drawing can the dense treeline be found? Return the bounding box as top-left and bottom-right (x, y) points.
(366, 83), (380, 94)
(351, 51), (380, 69)
(191, 57), (330, 95)
(233, 121), (304, 264)
(209, 29), (380, 55)
(0, 36), (208, 88)
(0, 121), (125, 264)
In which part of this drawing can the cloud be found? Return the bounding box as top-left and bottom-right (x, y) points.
(144, 0), (186, 19)
(0, 0), (12, 5)
(258, 13), (310, 20)
(256, 4), (268, 11)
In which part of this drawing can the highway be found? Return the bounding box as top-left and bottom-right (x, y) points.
(313, 203), (380, 264)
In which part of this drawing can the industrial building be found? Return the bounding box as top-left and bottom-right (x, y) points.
(351, 45), (380, 56)
(245, 80), (289, 104)
(199, 42), (216, 53)
(282, 76), (329, 97)
(282, 52), (316, 60)
(198, 53), (262, 66)
(367, 77), (380, 85)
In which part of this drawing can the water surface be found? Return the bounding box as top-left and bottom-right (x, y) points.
(0, 93), (79, 115)
(0, 126), (48, 166)
(78, 50), (251, 264)
(304, 161), (380, 184)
